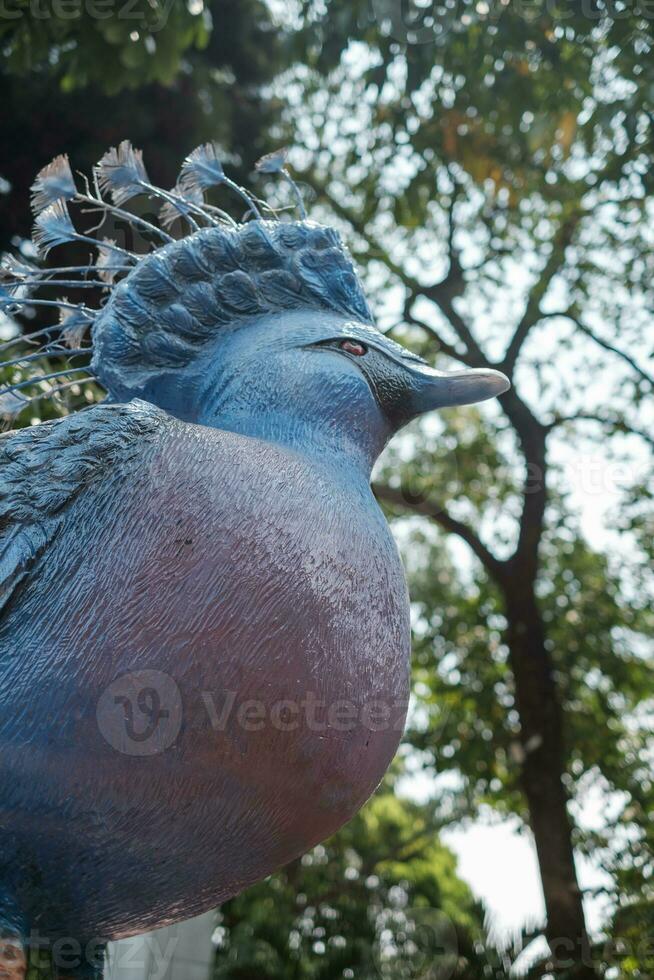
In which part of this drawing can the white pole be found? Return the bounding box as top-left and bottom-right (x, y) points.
(104, 912), (216, 980)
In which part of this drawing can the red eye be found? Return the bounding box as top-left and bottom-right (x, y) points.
(340, 340), (367, 356)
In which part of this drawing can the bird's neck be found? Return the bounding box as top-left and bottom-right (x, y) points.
(195, 404), (383, 486)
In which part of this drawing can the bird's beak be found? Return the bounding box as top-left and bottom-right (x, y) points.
(406, 364), (511, 414)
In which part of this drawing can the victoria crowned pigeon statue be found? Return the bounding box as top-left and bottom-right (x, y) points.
(0, 143), (509, 978)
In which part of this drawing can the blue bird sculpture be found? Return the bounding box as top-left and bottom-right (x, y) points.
(0, 143), (509, 978)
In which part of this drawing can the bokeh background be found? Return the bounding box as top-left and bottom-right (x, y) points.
(1, 2), (653, 978)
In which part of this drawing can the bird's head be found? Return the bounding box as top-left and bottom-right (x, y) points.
(2, 145), (508, 467)
(92, 220), (509, 475)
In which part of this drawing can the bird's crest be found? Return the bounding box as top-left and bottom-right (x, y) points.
(0, 143), (372, 420)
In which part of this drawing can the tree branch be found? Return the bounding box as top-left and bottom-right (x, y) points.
(306, 172), (488, 366)
(502, 216), (579, 376)
(421, 282), (487, 366)
(546, 412), (654, 450)
(372, 482), (507, 584)
(402, 308), (472, 365)
(545, 310), (654, 388)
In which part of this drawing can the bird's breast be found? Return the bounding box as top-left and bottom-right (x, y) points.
(0, 424), (410, 937)
(118, 426), (412, 826)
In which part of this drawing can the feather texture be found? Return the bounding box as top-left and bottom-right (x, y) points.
(159, 303), (201, 342)
(0, 273), (29, 299)
(181, 143), (264, 220)
(217, 270), (262, 315)
(0, 400), (166, 612)
(275, 224), (309, 251)
(9, 142), (375, 411)
(95, 141), (150, 206)
(183, 282), (222, 327)
(96, 240), (130, 284)
(0, 390), (28, 419)
(141, 329), (197, 367)
(59, 308), (92, 350)
(168, 242), (211, 282)
(255, 148), (306, 218)
(159, 183), (205, 230)
(179, 143), (225, 193)
(32, 201), (77, 257)
(92, 221), (375, 394)
(294, 247), (373, 322)
(256, 269), (305, 309)
(238, 223), (281, 269)
(0, 255), (38, 280)
(255, 148), (289, 174)
(129, 257), (179, 304)
(30, 155), (77, 214)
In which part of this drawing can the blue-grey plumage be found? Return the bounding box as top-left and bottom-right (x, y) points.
(0, 143), (509, 977)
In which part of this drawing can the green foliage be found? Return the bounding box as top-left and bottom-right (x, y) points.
(0, 359), (100, 431)
(0, 0), (210, 92)
(296, 0), (654, 200)
(392, 432), (653, 840)
(213, 781), (505, 979)
(606, 900), (654, 978)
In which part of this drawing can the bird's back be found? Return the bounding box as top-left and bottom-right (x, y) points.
(0, 410), (410, 940)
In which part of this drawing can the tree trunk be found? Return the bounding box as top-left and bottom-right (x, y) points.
(495, 395), (597, 978)
(503, 581), (595, 978)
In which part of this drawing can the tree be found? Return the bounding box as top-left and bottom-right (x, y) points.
(0, 0), (210, 92)
(0, 0), (285, 250)
(273, 2), (654, 975)
(213, 778), (505, 980)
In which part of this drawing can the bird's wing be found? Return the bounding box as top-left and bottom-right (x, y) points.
(0, 398), (167, 618)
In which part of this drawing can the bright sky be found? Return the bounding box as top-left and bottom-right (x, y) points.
(403, 744), (618, 953)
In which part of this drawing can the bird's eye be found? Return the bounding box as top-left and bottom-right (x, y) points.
(340, 340), (367, 357)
